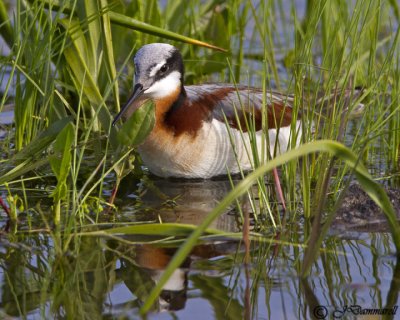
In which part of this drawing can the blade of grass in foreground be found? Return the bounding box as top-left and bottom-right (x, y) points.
(140, 139), (400, 314)
(104, 223), (226, 237)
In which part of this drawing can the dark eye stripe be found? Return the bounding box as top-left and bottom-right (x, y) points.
(160, 64), (168, 73)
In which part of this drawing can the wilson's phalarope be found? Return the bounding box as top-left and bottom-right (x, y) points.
(112, 43), (357, 179)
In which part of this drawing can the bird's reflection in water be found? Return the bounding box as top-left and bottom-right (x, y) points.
(119, 173), (251, 232)
(116, 240), (243, 312)
(115, 174), (251, 312)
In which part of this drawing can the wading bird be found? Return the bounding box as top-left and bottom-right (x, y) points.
(113, 43), (306, 180)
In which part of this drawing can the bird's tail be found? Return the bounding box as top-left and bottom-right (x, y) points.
(314, 86), (365, 119)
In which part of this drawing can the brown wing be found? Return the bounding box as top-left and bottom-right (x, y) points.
(164, 84), (363, 137)
(185, 84), (295, 132)
(163, 84), (296, 137)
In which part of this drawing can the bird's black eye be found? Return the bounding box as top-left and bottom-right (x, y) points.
(160, 64), (168, 74)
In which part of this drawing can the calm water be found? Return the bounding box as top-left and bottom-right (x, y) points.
(1, 235), (398, 318)
(1, 176), (399, 319)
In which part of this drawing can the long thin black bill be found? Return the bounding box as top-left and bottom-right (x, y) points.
(112, 83), (144, 126)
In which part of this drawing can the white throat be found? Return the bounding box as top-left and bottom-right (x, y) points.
(144, 71), (181, 99)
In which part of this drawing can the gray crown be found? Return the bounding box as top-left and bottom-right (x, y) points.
(134, 43), (175, 76)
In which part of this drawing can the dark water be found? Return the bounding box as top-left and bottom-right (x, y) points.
(1, 233), (398, 319)
(1, 176), (399, 319)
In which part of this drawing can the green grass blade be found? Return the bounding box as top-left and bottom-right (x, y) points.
(32, 0), (227, 52)
(59, 19), (114, 135)
(99, 0), (120, 111)
(0, 0), (14, 48)
(59, 18), (103, 105)
(104, 223), (226, 237)
(49, 122), (74, 201)
(140, 140), (400, 314)
(79, 0), (101, 78)
(0, 117), (72, 185)
(0, 158), (49, 185)
(108, 11), (227, 52)
(388, 0), (400, 21)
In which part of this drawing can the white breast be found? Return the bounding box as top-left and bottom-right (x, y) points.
(138, 120), (302, 179)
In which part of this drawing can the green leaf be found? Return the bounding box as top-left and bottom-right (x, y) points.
(0, 117), (73, 185)
(49, 122), (75, 201)
(14, 117), (73, 162)
(116, 101), (155, 146)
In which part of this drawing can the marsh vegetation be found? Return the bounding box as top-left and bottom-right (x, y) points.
(0, 0), (400, 318)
